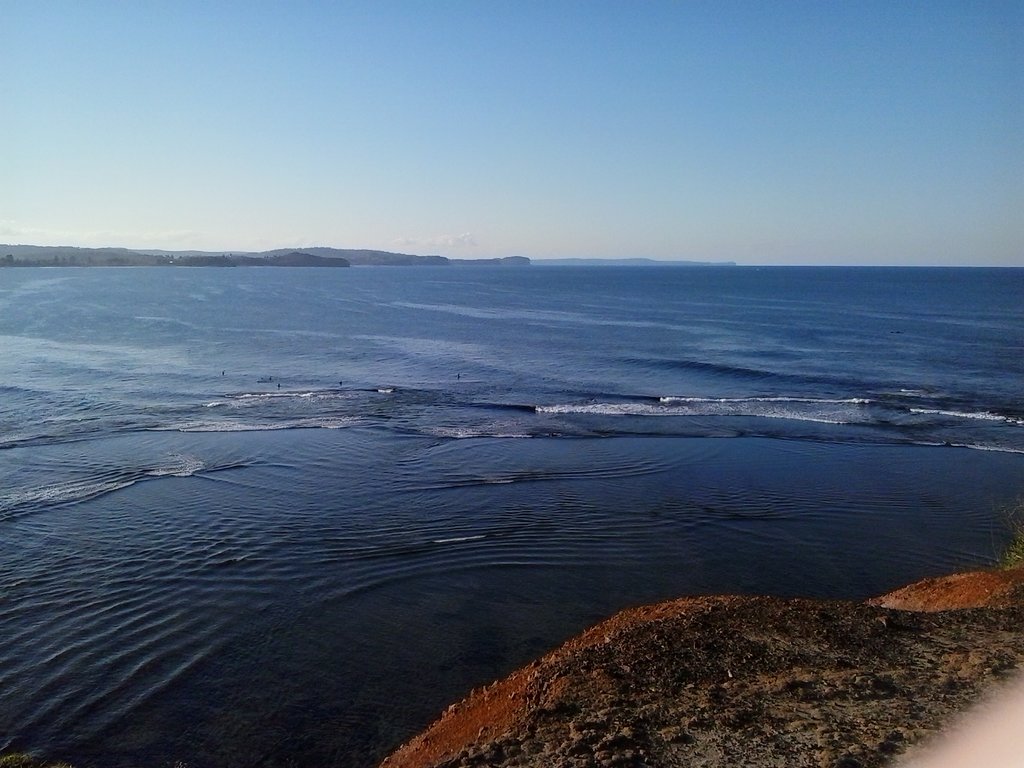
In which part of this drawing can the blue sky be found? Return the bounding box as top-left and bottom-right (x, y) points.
(2, 1), (1021, 264)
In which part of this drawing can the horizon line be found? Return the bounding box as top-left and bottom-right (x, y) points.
(2, 242), (1021, 269)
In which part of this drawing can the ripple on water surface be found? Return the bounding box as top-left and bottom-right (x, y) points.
(2, 428), (1024, 766)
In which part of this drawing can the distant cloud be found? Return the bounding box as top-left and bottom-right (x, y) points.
(437, 232), (477, 248)
(0, 220), (205, 248)
(393, 232), (478, 250)
(0, 220), (47, 240)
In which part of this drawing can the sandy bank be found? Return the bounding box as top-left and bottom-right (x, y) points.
(381, 566), (1024, 768)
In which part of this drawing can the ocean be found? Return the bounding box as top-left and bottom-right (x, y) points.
(1, 265), (1023, 767)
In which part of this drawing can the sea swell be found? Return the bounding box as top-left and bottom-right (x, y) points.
(4, 380), (1022, 455)
(621, 355), (870, 390)
(0, 455), (249, 521)
(524, 392), (1024, 453)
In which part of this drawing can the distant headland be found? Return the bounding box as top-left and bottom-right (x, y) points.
(535, 257), (736, 266)
(0, 244), (531, 268)
(1, 245), (739, 268)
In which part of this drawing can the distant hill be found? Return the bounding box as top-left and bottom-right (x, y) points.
(264, 250), (526, 267)
(449, 256), (531, 266)
(0, 244), (171, 266)
(172, 251), (351, 267)
(238, 251), (350, 267)
(1, 244), (531, 268)
(0, 247), (736, 270)
(260, 247), (448, 266)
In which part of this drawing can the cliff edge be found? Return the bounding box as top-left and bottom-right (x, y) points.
(381, 567), (1024, 768)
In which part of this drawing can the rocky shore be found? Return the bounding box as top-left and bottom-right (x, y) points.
(381, 566), (1024, 768)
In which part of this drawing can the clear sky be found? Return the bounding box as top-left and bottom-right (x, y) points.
(2, 1), (1021, 264)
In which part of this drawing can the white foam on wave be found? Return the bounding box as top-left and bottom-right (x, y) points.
(144, 454), (206, 477)
(232, 392), (302, 400)
(751, 412), (854, 425)
(915, 441), (1024, 455)
(962, 444), (1024, 454)
(317, 418), (359, 429)
(1, 479), (138, 513)
(0, 454), (257, 516)
(658, 396), (872, 405)
(536, 399), (866, 425)
(156, 421), (286, 433)
(910, 408), (1022, 425)
(155, 416), (362, 433)
(230, 390), (348, 401)
(537, 403), (661, 416)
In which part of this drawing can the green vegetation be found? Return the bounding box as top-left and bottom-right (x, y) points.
(999, 498), (1024, 569)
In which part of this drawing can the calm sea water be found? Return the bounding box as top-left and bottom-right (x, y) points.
(2, 265), (1023, 767)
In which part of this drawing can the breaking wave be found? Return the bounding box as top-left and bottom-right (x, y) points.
(909, 408), (1024, 426)
(533, 396), (874, 426)
(154, 417), (362, 433)
(657, 396), (872, 405)
(914, 441), (1024, 455)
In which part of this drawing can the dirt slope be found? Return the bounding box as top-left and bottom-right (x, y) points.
(381, 567), (1024, 768)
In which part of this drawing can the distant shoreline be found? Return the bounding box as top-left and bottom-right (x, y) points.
(0, 244), (530, 268)
(533, 257), (736, 266)
(1, 244), (742, 268)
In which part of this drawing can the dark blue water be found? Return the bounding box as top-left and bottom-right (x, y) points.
(1, 266), (1023, 767)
